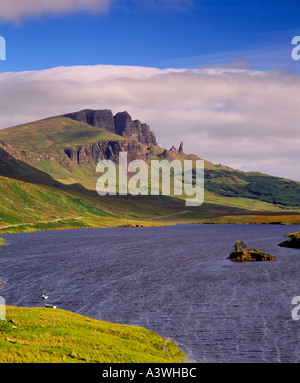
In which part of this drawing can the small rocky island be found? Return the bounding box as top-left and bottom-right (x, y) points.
(279, 232), (300, 249)
(228, 240), (276, 262)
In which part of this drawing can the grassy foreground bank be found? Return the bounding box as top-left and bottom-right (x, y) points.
(0, 306), (185, 363)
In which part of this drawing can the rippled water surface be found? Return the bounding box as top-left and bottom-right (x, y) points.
(0, 224), (300, 363)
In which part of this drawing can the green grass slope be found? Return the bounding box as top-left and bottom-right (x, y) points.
(0, 175), (186, 233)
(0, 150), (299, 233)
(0, 117), (126, 155)
(1, 137), (297, 234)
(0, 306), (185, 363)
(0, 146), (63, 187)
(0, 113), (299, 231)
(204, 169), (300, 208)
(2, 161), (296, 235)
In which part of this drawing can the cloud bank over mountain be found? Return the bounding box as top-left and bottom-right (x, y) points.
(0, 64), (299, 181)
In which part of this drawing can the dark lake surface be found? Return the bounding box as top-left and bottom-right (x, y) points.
(0, 224), (300, 363)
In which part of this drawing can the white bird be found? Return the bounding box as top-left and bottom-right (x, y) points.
(42, 295), (48, 300)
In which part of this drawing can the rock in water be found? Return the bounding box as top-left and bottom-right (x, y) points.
(227, 249), (276, 262)
(279, 232), (300, 249)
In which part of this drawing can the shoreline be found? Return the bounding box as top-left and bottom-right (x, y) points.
(1, 219), (300, 236)
(0, 219), (300, 236)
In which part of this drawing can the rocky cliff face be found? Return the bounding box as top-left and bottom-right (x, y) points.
(0, 139), (148, 167)
(64, 140), (148, 165)
(64, 109), (157, 146)
(0, 140), (58, 163)
(113, 112), (157, 146)
(64, 110), (115, 133)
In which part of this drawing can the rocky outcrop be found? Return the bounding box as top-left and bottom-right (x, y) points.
(0, 140), (59, 163)
(114, 111), (157, 146)
(64, 140), (148, 165)
(227, 249), (276, 262)
(63, 109), (158, 146)
(1, 138), (149, 167)
(64, 110), (115, 133)
(179, 142), (183, 153)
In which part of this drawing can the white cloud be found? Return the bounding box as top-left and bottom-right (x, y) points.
(0, 0), (114, 22)
(0, 64), (299, 181)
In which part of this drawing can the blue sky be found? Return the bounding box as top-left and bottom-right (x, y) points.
(0, 0), (299, 72)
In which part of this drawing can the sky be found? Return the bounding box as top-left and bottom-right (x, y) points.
(0, 0), (299, 181)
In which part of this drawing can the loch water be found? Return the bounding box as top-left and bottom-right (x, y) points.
(0, 224), (299, 363)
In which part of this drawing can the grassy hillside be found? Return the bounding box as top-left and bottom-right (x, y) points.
(0, 158), (299, 234)
(204, 169), (300, 208)
(0, 175), (187, 233)
(0, 306), (185, 363)
(0, 112), (299, 233)
(1, 171), (283, 234)
(0, 117), (126, 155)
(28, 157), (300, 211)
(1, 136), (298, 235)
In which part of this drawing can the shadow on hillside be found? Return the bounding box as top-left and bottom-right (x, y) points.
(0, 147), (187, 207)
(0, 147), (290, 217)
(0, 147), (65, 187)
